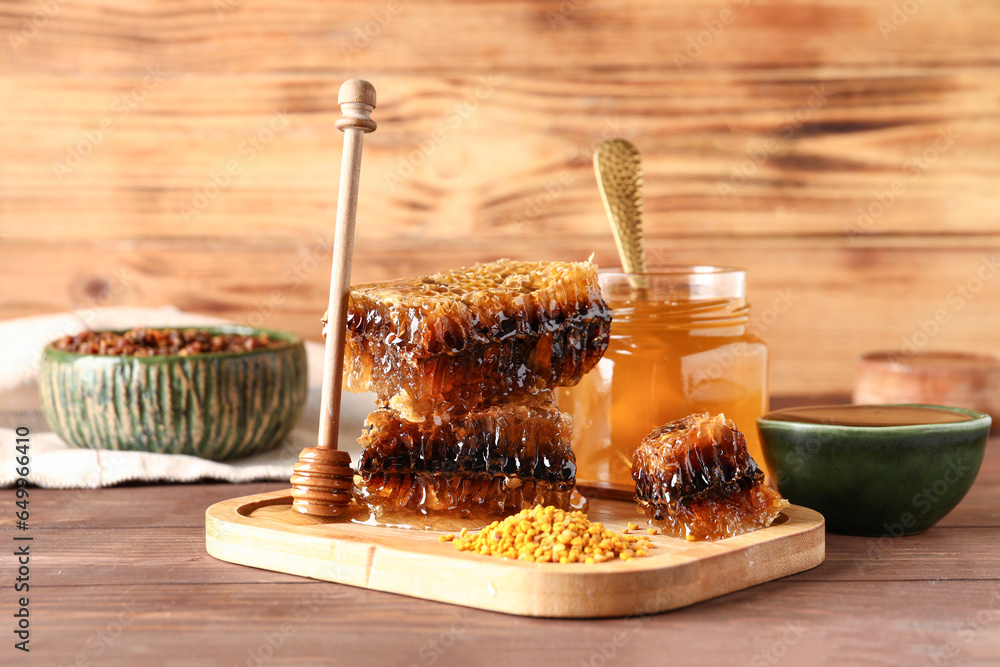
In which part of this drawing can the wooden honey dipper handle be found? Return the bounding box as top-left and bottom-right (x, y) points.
(291, 79), (377, 516)
(318, 79), (376, 452)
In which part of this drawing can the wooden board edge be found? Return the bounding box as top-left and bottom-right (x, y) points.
(205, 491), (826, 618)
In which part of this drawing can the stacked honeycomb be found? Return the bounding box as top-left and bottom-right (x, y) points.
(632, 413), (788, 540)
(330, 259), (612, 514)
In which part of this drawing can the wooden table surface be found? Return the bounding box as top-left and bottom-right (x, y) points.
(9, 439), (1000, 666)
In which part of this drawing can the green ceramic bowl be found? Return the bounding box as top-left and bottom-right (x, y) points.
(39, 326), (308, 461)
(757, 404), (990, 536)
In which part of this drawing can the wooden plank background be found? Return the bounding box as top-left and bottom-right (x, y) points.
(1, 0), (999, 395)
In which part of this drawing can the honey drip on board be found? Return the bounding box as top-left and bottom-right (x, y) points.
(632, 413), (787, 540)
(358, 473), (576, 515)
(250, 489), (588, 532)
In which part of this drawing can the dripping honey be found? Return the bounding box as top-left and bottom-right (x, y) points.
(559, 269), (769, 488)
(249, 490), (588, 532)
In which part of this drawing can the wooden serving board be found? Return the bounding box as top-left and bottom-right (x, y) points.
(205, 490), (824, 618)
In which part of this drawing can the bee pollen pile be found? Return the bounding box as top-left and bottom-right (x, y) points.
(444, 505), (653, 564)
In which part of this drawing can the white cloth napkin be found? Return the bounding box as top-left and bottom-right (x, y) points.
(0, 306), (371, 488)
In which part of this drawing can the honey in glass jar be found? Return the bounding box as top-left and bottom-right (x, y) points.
(558, 267), (769, 490)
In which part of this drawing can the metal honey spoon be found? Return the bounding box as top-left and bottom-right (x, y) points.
(594, 139), (648, 295)
(290, 79), (377, 516)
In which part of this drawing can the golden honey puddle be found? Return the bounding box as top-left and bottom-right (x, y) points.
(248, 489), (588, 532)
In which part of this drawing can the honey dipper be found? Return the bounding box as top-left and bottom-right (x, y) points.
(290, 79), (377, 515)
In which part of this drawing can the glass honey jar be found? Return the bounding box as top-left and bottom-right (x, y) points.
(558, 267), (769, 490)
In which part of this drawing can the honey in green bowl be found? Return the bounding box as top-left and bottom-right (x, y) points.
(757, 404), (990, 536)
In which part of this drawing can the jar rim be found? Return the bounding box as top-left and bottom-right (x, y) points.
(598, 265), (745, 277)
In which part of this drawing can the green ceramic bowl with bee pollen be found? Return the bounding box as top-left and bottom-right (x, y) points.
(39, 326), (308, 461)
(757, 404), (990, 537)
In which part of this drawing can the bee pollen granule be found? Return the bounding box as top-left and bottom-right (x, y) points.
(447, 505), (653, 564)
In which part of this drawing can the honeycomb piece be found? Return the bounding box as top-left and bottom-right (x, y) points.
(356, 395), (576, 514)
(327, 259), (611, 418)
(632, 413), (788, 540)
(357, 395), (574, 480)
